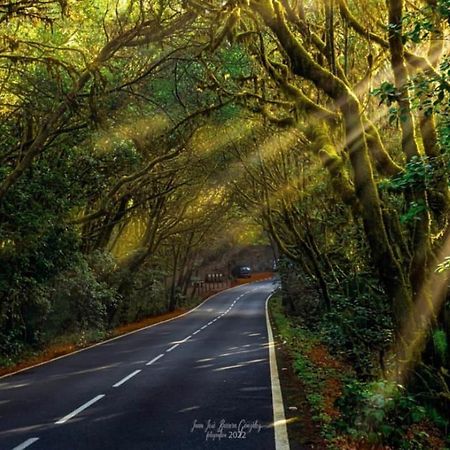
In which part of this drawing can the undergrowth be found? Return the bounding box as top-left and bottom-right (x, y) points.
(269, 293), (449, 450)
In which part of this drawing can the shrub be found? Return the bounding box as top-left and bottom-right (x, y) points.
(45, 255), (119, 339)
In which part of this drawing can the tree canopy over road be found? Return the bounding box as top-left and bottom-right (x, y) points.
(1, 0), (449, 447)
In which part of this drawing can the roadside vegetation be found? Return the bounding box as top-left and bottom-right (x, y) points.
(271, 293), (448, 449)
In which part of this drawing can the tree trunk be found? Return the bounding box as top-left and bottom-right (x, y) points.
(256, 0), (413, 330)
(386, 0), (431, 295)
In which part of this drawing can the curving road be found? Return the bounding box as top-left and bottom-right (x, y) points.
(0, 280), (289, 450)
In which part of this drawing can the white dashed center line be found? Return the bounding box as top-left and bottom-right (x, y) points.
(161, 288), (247, 348)
(146, 354), (164, 366)
(166, 343), (179, 352)
(151, 291), (247, 354)
(113, 369), (141, 388)
(10, 288), (259, 449)
(55, 394), (105, 424)
(12, 438), (39, 450)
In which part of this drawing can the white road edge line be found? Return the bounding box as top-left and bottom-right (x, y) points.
(55, 394), (105, 424)
(146, 354), (164, 365)
(113, 369), (141, 387)
(200, 325), (207, 330)
(265, 291), (290, 450)
(192, 330), (200, 335)
(166, 343), (179, 352)
(11, 437), (39, 450)
(0, 283), (247, 380)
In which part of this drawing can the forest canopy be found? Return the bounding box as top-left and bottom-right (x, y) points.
(1, 0), (450, 447)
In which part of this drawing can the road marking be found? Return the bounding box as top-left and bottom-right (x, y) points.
(166, 343), (179, 352)
(192, 330), (200, 335)
(183, 335), (192, 342)
(113, 369), (141, 387)
(12, 438), (39, 450)
(0, 283), (247, 381)
(55, 394), (105, 424)
(200, 325), (207, 330)
(146, 354), (164, 365)
(265, 292), (290, 450)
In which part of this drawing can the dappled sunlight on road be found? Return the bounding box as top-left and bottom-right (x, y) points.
(48, 363), (121, 381)
(177, 405), (200, 413)
(0, 382), (30, 391)
(213, 358), (267, 372)
(0, 422), (49, 438)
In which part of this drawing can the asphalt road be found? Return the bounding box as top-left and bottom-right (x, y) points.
(0, 280), (288, 450)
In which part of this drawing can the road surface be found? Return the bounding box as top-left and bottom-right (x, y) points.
(0, 280), (289, 450)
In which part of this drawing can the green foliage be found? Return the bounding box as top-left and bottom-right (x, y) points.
(371, 82), (400, 106)
(400, 200), (428, 224)
(0, 281), (51, 366)
(336, 380), (448, 448)
(411, 56), (450, 117)
(45, 252), (119, 338)
(380, 156), (434, 192)
(0, 5), (449, 445)
(0, 141), (137, 361)
(432, 329), (448, 363)
(277, 256), (324, 318)
(123, 265), (167, 322)
(402, 12), (434, 44)
(270, 294), (346, 441)
(143, 44), (251, 126)
(321, 278), (394, 377)
(437, 0), (450, 22)
(439, 121), (450, 155)
(0, 145), (92, 358)
(401, 0), (450, 45)
(379, 156), (440, 224)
